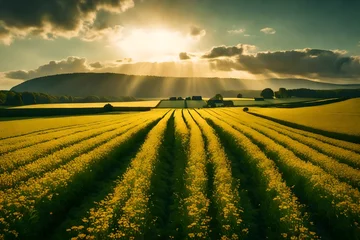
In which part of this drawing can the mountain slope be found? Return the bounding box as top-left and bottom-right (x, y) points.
(11, 72), (360, 98)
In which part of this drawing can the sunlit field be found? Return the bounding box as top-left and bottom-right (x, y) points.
(251, 98), (360, 136)
(8, 101), (160, 109)
(0, 108), (359, 240)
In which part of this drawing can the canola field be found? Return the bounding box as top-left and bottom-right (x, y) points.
(250, 98), (360, 136)
(9, 101), (160, 109)
(0, 108), (359, 240)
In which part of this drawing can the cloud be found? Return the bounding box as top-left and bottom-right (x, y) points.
(6, 57), (91, 80)
(244, 34), (251, 37)
(227, 28), (245, 34)
(205, 45), (360, 80)
(189, 25), (206, 39)
(89, 62), (103, 68)
(80, 25), (123, 42)
(6, 47), (360, 83)
(116, 58), (132, 63)
(0, 73), (24, 90)
(0, 0), (134, 44)
(179, 52), (191, 60)
(260, 27), (276, 34)
(202, 44), (256, 58)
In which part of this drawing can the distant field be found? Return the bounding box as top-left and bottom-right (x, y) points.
(224, 97), (318, 106)
(156, 100), (185, 108)
(0, 109), (359, 239)
(250, 98), (360, 136)
(8, 100), (160, 109)
(0, 114), (129, 138)
(156, 100), (207, 108)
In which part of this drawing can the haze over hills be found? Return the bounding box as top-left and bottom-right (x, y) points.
(11, 73), (360, 98)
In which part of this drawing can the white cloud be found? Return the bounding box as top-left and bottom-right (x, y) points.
(260, 27), (276, 35)
(227, 28), (245, 34)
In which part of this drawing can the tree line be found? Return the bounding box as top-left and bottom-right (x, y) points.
(0, 91), (136, 106)
(257, 88), (360, 99)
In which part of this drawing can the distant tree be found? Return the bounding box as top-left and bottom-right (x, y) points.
(261, 88), (274, 99)
(0, 92), (6, 104)
(103, 103), (113, 112)
(243, 107), (249, 112)
(278, 88), (288, 98)
(100, 96), (110, 102)
(84, 96), (100, 102)
(34, 93), (51, 104)
(59, 96), (69, 103)
(210, 93), (223, 101)
(237, 93), (243, 98)
(21, 92), (36, 105)
(5, 91), (23, 106)
(275, 91), (280, 98)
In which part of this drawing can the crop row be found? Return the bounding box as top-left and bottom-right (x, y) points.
(199, 110), (316, 239)
(70, 111), (173, 239)
(229, 109), (360, 168)
(0, 117), (120, 154)
(0, 114), (156, 189)
(207, 109), (360, 239)
(0, 111), (166, 239)
(220, 109), (360, 188)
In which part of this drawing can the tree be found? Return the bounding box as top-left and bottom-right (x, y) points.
(278, 88), (288, 98)
(59, 96), (69, 103)
(84, 96), (100, 102)
(0, 92), (6, 104)
(237, 93), (243, 98)
(21, 92), (36, 105)
(211, 93), (223, 101)
(5, 91), (23, 106)
(261, 88), (274, 99)
(34, 93), (51, 104)
(103, 103), (113, 112)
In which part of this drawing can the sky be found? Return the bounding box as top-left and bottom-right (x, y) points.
(1, 0), (360, 89)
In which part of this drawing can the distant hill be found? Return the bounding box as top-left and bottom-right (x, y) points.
(11, 72), (360, 98)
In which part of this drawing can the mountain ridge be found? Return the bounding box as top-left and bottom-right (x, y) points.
(11, 72), (360, 98)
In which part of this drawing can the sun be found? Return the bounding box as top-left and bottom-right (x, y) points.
(116, 28), (195, 62)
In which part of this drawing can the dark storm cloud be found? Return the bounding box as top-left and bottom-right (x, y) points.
(207, 46), (360, 79)
(0, 0), (134, 43)
(202, 45), (244, 58)
(6, 57), (91, 80)
(179, 52), (191, 60)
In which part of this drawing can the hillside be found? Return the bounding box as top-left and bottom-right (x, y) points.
(11, 72), (360, 98)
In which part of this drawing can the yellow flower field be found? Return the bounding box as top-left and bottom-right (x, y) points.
(250, 98), (360, 136)
(0, 107), (359, 240)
